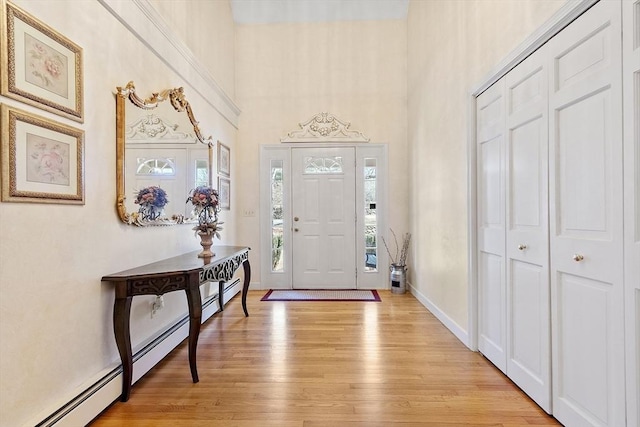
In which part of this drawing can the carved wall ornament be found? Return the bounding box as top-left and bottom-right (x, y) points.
(281, 112), (370, 142)
(125, 113), (195, 142)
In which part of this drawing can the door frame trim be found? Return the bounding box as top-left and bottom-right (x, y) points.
(260, 143), (389, 290)
(466, 0), (599, 351)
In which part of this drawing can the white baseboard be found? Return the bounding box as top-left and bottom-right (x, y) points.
(408, 282), (471, 350)
(33, 280), (242, 427)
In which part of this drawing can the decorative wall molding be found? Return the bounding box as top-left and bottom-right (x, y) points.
(98, 0), (241, 129)
(281, 112), (370, 142)
(126, 113), (195, 142)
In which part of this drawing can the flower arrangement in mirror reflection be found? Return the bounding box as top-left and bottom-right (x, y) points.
(187, 186), (223, 237)
(134, 186), (168, 221)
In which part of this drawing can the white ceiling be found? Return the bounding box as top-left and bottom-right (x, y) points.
(230, 0), (410, 24)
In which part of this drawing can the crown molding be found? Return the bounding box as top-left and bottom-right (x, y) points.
(99, 0), (241, 129)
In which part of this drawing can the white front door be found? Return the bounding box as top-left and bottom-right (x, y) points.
(548, 1), (625, 425)
(291, 147), (356, 289)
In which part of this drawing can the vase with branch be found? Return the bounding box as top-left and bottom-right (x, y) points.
(381, 229), (411, 293)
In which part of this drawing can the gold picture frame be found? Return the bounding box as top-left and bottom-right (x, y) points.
(1, 104), (84, 204)
(218, 176), (230, 210)
(217, 141), (230, 177)
(0, 0), (84, 122)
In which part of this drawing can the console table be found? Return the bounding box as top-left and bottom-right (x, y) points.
(102, 246), (250, 402)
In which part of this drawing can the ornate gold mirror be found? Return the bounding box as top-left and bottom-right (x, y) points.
(116, 82), (213, 226)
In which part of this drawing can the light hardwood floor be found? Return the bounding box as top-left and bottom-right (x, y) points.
(91, 290), (560, 426)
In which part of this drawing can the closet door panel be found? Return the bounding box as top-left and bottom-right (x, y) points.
(477, 81), (507, 373)
(505, 46), (550, 413)
(556, 273), (612, 422)
(548, 1), (624, 425)
(623, 1), (640, 425)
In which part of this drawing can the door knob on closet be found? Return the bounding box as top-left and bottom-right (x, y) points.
(294, 217), (299, 222)
(517, 244), (527, 251)
(294, 228), (299, 232)
(572, 254), (584, 262)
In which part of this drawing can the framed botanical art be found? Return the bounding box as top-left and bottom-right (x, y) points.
(1, 104), (84, 204)
(0, 0), (84, 122)
(217, 141), (230, 177)
(218, 176), (230, 210)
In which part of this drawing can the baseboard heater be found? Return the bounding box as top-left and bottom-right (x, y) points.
(34, 279), (242, 427)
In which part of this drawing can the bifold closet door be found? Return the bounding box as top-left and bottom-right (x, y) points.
(623, 0), (640, 425)
(547, 1), (625, 426)
(504, 45), (551, 414)
(476, 80), (507, 373)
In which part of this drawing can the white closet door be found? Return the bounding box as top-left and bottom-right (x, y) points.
(476, 80), (507, 373)
(623, 1), (640, 425)
(504, 45), (551, 413)
(547, 1), (625, 426)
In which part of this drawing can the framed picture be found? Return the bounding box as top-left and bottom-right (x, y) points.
(218, 176), (230, 210)
(1, 104), (84, 204)
(1, 0), (84, 122)
(217, 141), (230, 177)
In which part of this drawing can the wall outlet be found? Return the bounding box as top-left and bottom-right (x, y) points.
(243, 209), (256, 217)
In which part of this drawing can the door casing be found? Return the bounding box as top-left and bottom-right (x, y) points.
(260, 143), (389, 290)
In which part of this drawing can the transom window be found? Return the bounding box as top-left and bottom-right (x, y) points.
(136, 158), (176, 176)
(303, 156), (343, 174)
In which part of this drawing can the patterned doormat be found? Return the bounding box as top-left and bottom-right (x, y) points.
(261, 289), (381, 302)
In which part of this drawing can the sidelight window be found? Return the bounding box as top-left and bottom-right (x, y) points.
(271, 160), (284, 272)
(194, 159), (209, 187)
(364, 158), (377, 271)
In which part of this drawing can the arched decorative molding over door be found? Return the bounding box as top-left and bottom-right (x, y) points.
(280, 112), (370, 143)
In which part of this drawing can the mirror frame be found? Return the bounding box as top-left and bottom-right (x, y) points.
(115, 81), (213, 226)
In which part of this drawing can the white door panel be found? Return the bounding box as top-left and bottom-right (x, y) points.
(478, 252), (505, 362)
(292, 147), (356, 289)
(477, 80), (507, 373)
(505, 46), (551, 413)
(624, 1), (640, 425)
(548, 2), (625, 426)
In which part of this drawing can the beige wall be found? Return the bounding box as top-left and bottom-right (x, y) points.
(407, 0), (565, 333)
(0, 1), (236, 425)
(235, 20), (408, 285)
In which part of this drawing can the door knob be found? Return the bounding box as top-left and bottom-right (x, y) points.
(294, 217), (299, 222)
(572, 254), (584, 262)
(517, 244), (527, 251)
(294, 228), (299, 232)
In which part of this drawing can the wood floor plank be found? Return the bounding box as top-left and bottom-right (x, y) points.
(90, 291), (559, 426)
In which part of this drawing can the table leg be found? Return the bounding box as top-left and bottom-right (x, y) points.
(113, 296), (133, 402)
(218, 280), (225, 311)
(242, 259), (251, 317)
(184, 273), (202, 383)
